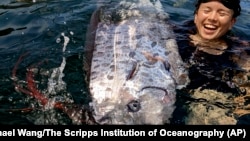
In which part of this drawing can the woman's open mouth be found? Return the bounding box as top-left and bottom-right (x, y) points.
(204, 24), (218, 33)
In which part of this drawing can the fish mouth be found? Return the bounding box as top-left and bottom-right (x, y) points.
(127, 86), (174, 112)
(140, 86), (175, 104)
(123, 86), (176, 124)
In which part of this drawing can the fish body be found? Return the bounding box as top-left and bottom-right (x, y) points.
(85, 0), (189, 124)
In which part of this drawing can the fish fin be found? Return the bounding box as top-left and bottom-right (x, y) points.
(83, 7), (102, 83)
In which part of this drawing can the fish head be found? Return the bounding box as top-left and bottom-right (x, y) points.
(90, 59), (177, 125)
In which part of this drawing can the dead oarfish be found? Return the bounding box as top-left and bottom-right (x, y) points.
(84, 0), (190, 125)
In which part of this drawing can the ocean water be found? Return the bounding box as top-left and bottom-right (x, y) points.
(0, 0), (249, 125)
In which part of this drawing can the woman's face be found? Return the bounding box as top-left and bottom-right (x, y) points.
(194, 1), (236, 41)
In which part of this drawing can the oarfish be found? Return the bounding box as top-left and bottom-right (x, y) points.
(84, 0), (189, 124)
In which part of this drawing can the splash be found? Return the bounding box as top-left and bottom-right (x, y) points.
(11, 32), (96, 125)
(47, 33), (68, 95)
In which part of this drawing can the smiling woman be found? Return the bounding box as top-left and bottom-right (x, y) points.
(172, 0), (250, 125)
(190, 0), (241, 55)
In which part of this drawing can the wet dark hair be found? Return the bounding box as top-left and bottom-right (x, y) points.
(194, 0), (241, 18)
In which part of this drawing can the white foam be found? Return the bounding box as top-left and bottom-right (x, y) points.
(47, 33), (69, 94)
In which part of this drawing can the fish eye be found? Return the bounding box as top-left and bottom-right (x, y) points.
(127, 100), (141, 112)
